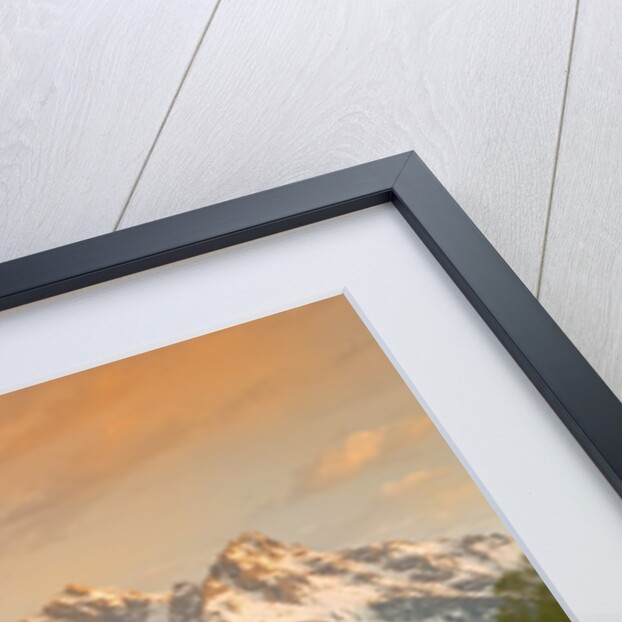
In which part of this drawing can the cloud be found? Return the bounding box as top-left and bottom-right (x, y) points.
(379, 469), (434, 497)
(296, 416), (431, 493)
(304, 430), (384, 488)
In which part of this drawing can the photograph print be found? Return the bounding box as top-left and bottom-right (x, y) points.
(0, 295), (568, 622)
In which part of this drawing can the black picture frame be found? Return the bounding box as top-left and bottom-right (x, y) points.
(1, 151), (621, 500)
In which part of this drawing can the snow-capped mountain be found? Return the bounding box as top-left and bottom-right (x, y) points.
(22, 532), (525, 622)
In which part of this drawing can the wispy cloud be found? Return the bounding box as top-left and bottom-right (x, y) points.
(379, 469), (435, 497)
(296, 416), (431, 493)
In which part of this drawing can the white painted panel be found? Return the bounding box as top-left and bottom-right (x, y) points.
(0, 0), (218, 261)
(540, 0), (622, 400)
(2, 206), (620, 621)
(119, 0), (575, 289)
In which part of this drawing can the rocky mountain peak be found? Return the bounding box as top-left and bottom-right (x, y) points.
(21, 532), (530, 622)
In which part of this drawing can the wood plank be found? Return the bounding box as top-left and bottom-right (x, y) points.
(0, 0), (218, 261)
(539, 0), (622, 399)
(119, 0), (576, 290)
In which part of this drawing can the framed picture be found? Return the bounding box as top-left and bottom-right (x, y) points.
(1, 152), (620, 621)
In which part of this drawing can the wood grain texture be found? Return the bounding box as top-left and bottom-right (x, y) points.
(539, 0), (622, 399)
(0, 0), (218, 261)
(119, 0), (576, 290)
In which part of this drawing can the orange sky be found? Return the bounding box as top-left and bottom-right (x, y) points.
(0, 296), (505, 620)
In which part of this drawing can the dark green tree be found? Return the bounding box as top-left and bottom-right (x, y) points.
(494, 561), (569, 622)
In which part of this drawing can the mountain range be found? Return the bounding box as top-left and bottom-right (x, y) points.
(22, 531), (527, 622)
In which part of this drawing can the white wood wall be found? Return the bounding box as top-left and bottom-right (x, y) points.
(1, 0), (620, 399)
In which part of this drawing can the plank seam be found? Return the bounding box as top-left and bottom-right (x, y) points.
(535, 0), (581, 298)
(112, 0), (225, 232)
